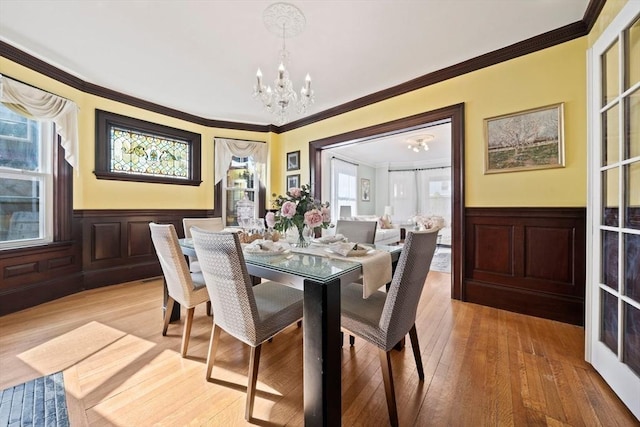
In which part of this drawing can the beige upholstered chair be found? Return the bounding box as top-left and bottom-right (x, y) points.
(340, 229), (438, 427)
(190, 228), (303, 422)
(335, 219), (377, 244)
(149, 222), (210, 357)
(182, 217), (224, 273)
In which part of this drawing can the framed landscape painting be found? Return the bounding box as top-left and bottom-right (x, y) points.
(484, 103), (565, 174)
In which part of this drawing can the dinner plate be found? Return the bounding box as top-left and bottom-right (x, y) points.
(324, 247), (374, 257)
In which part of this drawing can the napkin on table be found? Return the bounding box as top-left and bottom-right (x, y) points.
(244, 239), (285, 254)
(328, 242), (370, 257)
(317, 234), (345, 244)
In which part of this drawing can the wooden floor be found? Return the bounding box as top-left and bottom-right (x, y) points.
(0, 272), (637, 426)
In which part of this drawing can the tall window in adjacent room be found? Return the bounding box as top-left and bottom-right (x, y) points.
(331, 157), (357, 220)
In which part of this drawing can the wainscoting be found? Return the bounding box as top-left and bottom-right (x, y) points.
(464, 207), (586, 325)
(0, 209), (212, 316)
(2, 207), (586, 327)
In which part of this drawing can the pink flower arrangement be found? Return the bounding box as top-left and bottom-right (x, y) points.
(271, 184), (332, 240)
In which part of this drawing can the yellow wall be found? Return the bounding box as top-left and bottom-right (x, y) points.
(0, 57), (273, 210)
(588, 0), (629, 46)
(3, 34), (591, 209)
(275, 38), (588, 207)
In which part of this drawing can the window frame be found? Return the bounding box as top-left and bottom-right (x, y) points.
(0, 107), (55, 249)
(94, 109), (202, 186)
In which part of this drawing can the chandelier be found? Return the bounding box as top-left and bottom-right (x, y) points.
(406, 134), (434, 152)
(253, 3), (314, 125)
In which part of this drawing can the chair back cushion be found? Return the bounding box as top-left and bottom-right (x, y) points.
(380, 229), (438, 347)
(335, 220), (377, 244)
(190, 228), (259, 345)
(149, 223), (198, 306)
(183, 217), (224, 238)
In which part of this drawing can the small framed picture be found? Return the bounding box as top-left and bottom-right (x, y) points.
(287, 150), (300, 171)
(361, 178), (371, 201)
(287, 174), (300, 189)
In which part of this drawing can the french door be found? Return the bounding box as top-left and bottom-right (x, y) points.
(587, 1), (640, 419)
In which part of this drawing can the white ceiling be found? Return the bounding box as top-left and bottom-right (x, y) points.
(326, 122), (452, 168)
(0, 1), (589, 126)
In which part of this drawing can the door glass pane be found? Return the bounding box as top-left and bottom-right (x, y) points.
(625, 234), (640, 303)
(626, 161), (640, 229)
(601, 289), (619, 353)
(602, 230), (619, 290)
(627, 89), (640, 159)
(602, 167), (619, 226)
(602, 40), (620, 106)
(603, 105), (620, 166)
(623, 303), (640, 376)
(625, 17), (640, 89)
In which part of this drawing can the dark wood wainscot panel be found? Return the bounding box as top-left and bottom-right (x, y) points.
(464, 207), (586, 325)
(0, 242), (82, 315)
(75, 209), (213, 289)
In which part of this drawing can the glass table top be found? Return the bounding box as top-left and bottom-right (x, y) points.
(179, 238), (401, 285)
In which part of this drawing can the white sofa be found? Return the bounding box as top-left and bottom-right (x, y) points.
(328, 215), (401, 245)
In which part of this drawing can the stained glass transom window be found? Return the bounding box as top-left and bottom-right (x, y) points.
(110, 127), (189, 179)
(94, 110), (202, 186)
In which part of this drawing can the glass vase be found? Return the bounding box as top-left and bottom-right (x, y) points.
(296, 225), (313, 248)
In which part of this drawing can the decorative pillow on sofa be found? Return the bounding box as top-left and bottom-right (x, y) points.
(378, 217), (393, 229)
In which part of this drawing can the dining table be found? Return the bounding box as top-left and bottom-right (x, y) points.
(177, 236), (401, 426)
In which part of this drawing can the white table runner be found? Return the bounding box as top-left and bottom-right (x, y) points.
(289, 243), (392, 298)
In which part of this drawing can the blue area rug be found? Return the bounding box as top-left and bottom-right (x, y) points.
(431, 247), (451, 273)
(0, 372), (69, 427)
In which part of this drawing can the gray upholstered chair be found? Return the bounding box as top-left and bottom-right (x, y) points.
(149, 222), (210, 357)
(190, 227), (303, 422)
(182, 217), (224, 273)
(340, 229), (438, 427)
(335, 219), (377, 244)
(336, 219), (378, 346)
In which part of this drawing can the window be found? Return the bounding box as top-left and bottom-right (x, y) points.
(94, 110), (202, 186)
(0, 103), (54, 248)
(331, 158), (357, 220)
(223, 156), (259, 226)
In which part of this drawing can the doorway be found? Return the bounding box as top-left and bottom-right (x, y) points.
(309, 103), (464, 299)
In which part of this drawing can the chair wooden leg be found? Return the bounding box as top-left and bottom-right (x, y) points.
(205, 324), (222, 380)
(206, 301), (212, 316)
(162, 297), (175, 336)
(245, 344), (262, 421)
(379, 349), (399, 427)
(349, 335), (355, 346)
(409, 324), (424, 380)
(181, 307), (195, 357)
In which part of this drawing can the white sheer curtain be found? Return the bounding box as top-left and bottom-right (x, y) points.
(416, 167), (451, 219)
(214, 138), (267, 185)
(388, 170), (417, 223)
(330, 157), (357, 222)
(0, 75), (79, 170)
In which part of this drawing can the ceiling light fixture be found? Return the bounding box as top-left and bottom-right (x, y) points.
(253, 2), (314, 125)
(406, 134), (434, 152)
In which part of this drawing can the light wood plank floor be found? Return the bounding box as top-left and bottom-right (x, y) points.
(0, 272), (637, 426)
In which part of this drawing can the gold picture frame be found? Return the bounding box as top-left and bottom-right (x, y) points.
(484, 103), (565, 174)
